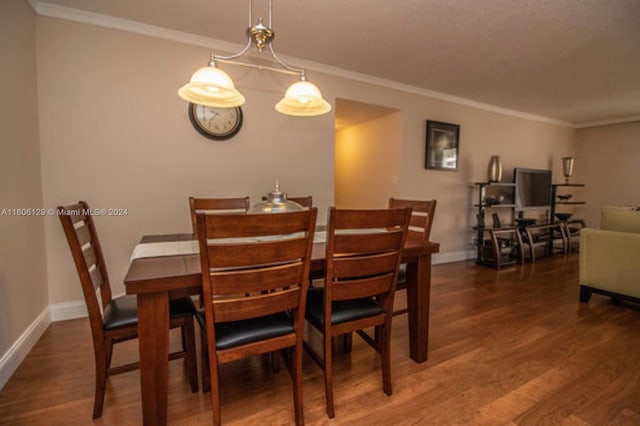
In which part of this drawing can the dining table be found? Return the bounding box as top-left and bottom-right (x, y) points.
(125, 232), (439, 425)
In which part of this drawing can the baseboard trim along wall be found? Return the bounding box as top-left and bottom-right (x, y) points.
(0, 307), (51, 391)
(0, 301), (88, 391)
(49, 300), (88, 322)
(433, 249), (475, 265)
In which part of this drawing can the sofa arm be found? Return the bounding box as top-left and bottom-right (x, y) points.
(580, 228), (640, 299)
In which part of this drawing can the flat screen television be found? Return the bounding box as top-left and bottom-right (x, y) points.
(514, 168), (552, 211)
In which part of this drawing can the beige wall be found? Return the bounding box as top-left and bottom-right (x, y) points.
(398, 105), (576, 253)
(576, 121), (640, 227)
(0, 1), (48, 358)
(335, 112), (402, 209)
(34, 15), (577, 305)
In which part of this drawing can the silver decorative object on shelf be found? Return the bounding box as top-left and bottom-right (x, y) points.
(487, 155), (503, 182)
(248, 179), (304, 213)
(562, 157), (575, 183)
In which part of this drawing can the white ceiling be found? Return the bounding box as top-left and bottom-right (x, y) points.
(32, 0), (640, 127)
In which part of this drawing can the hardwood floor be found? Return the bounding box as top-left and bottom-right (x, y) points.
(1, 254), (639, 425)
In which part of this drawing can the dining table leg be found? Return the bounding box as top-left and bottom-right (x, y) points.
(405, 253), (431, 362)
(137, 291), (170, 425)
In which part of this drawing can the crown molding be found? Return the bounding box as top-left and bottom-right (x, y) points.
(26, 0), (38, 13)
(574, 115), (640, 129)
(33, 1), (576, 127)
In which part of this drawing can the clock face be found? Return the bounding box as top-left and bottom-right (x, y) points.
(188, 104), (243, 140)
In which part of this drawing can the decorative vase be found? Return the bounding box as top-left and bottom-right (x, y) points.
(562, 157), (575, 183)
(487, 155), (503, 182)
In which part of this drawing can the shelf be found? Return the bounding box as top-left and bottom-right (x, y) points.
(553, 183), (585, 187)
(474, 225), (519, 231)
(475, 182), (516, 187)
(474, 203), (516, 208)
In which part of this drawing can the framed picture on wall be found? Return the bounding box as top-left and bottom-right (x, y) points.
(425, 120), (460, 171)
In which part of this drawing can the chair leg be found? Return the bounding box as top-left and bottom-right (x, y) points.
(381, 324), (392, 396)
(342, 333), (352, 354)
(182, 319), (198, 393)
(92, 343), (109, 419)
(105, 339), (114, 371)
(210, 361), (222, 426)
(201, 327), (211, 393)
(271, 351), (281, 373)
(323, 330), (335, 418)
(292, 343), (304, 425)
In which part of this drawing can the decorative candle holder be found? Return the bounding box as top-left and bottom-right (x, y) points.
(248, 179), (304, 213)
(562, 157), (575, 183)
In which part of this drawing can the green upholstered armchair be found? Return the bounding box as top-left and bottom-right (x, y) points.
(580, 206), (640, 303)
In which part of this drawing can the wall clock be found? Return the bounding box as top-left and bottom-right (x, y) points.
(188, 103), (243, 140)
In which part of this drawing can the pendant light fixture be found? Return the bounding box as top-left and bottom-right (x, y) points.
(178, 0), (332, 117)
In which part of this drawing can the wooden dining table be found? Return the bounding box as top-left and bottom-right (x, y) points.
(124, 233), (439, 425)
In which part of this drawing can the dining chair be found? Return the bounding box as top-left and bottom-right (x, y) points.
(288, 196), (313, 208)
(188, 196), (250, 234)
(195, 208), (317, 426)
(388, 198), (437, 316)
(58, 201), (198, 419)
(304, 206), (411, 418)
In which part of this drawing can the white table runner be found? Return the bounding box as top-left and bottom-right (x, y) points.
(129, 229), (388, 261)
(130, 232), (329, 261)
(130, 240), (200, 261)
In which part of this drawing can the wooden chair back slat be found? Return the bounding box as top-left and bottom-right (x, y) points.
(333, 252), (399, 279)
(203, 211), (310, 238)
(211, 263), (304, 295)
(89, 265), (105, 290)
(389, 198), (437, 241)
(334, 208), (411, 229)
(189, 196), (250, 234)
(76, 223), (91, 247)
(68, 210), (88, 224)
(206, 238), (308, 268)
(213, 288), (300, 323)
(332, 274), (395, 301)
(334, 231), (405, 254)
(82, 245), (98, 270)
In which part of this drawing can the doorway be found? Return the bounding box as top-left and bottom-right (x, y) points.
(334, 98), (402, 208)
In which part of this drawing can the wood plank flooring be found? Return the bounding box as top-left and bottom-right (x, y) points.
(1, 254), (639, 425)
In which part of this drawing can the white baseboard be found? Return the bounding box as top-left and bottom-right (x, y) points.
(0, 307), (51, 391)
(0, 301), (88, 391)
(49, 300), (87, 322)
(433, 249), (475, 265)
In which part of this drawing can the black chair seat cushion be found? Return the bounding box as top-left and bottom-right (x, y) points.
(195, 311), (293, 351)
(103, 294), (195, 330)
(305, 287), (384, 326)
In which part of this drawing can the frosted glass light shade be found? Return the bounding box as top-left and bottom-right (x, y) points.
(178, 66), (245, 107)
(275, 80), (332, 116)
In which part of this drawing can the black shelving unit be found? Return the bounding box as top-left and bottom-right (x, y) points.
(474, 182), (521, 268)
(551, 183), (586, 252)
(551, 183), (586, 223)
